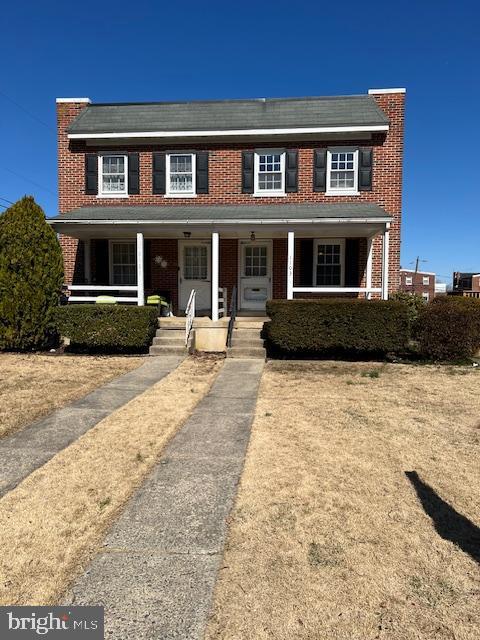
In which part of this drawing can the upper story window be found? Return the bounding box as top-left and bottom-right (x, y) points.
(166, 153), (196, 196)
(422, 276), (430, 285)
(405, 276), (413, 285)
(314, 239), (345, 287)
(99, 154), (128, 197)
(326, 148), (359, 195)
(254, 150), (285, 196)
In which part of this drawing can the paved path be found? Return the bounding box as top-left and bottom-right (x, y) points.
(0, 356), (183, 497)
(68, 358), (264, 640)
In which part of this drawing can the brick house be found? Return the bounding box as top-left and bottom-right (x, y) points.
(50, 88), (405, 318)
(452, 272), (480, 296)
(399, 269), (436, 301)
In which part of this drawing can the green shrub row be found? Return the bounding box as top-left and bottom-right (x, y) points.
(265, 299), (410, 357)
(415, 296), (480, 361)
(55, 305), (158, 353)
(265, 296), (480, 361)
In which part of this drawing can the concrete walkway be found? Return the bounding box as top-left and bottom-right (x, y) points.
(68, 358), (264, 640)
(0, 356), (183, 497)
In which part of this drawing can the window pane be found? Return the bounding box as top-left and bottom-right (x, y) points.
(112, 243), (136, 285)
(316, 243), (341, 286)
(102, 156), (126, 193)
(169, 154), (194, 193)
(244, 246), (267, 277)
(329, 151), (356, 191)
(184, 246), (207, 280)
(257, 152), (283, 192)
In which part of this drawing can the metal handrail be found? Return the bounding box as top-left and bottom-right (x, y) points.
(185, 289), (196, 347)
(226, 285), (237, 348)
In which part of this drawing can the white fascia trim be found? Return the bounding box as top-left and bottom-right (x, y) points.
(400, 268), (436, 275)
(49, 217), (392, 226)
(368, 88), (406, 95)
(67, 124), (389, 140)
(56, 97), (91, 103)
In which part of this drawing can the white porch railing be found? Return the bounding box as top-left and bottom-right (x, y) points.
(66, 284), (140, 304)
(218, 287), (227, 318)
(185, 289), (196, 346)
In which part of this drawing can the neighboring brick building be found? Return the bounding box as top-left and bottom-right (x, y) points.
(50, 88), (405, 317)
(453, 272), (480, 295)
(399, 269), (436, 301)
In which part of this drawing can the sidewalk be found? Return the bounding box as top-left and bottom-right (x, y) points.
(68, 358), (264, 639)
(0, 356), (183, 497)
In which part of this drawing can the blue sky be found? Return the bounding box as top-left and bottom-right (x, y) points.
(1, 0), (478, 284)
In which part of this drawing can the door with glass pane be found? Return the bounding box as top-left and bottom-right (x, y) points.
(239, 240), (272, 311)
(178, 241), (211, 312)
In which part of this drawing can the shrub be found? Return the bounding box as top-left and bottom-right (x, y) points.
(416, 296), (480, 361)
(0, 197), (64, 351)
(265, 299), (410, 357)
(390, 291), (426, 330)
(55, 305), (158, 353)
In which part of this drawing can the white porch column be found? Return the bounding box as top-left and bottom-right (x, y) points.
(211, 232), (219, 321)
(287, 231), (295, 300)
(136, 232), (144, 306)
(366, 236), (373, 300)
(84, 239), (91, 284)
(381, 224), (390, 300)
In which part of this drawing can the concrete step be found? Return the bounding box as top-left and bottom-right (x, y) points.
(155, 329), (184, 339)
(152, 335), (185, 346)
(158, 322), (185, 330)
(227, 346), (266, 360)
(232, 336), (264, 347)
(234, 321), (266, 330)
(149, 345), (187, 356)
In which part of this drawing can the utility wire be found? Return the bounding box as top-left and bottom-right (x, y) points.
(0, 166), (56, 196)
(0, 90), (55, 132)
(0, 196), (14, 205)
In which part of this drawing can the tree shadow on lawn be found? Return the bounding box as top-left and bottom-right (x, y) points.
(405, 471), (480, 564)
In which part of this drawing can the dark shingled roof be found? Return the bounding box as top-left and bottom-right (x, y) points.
(68, 96), (389, 135)
(51, 203), (391, 222)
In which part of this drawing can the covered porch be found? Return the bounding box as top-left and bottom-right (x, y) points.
(50, 204), (392, 321)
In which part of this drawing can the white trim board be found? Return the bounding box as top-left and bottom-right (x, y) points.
(368, 88), (406, 95)
(68, 124), (389, 140)
(56, 97), (91, 103)
(49, 217), (392, 226)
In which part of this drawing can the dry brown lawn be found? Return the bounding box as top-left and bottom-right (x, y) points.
(206, 361), (480, 640)
(0, 353), (145, 439)
(0, 355), (223, 605)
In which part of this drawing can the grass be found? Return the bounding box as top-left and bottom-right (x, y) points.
(206, 360), (480, 640)
(0, 353), (145, 439)
(0, 355), (223, 605)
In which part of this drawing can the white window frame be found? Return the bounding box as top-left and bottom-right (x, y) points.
(98, 154), (128, 198)
(405, 276), (413, 285)
(166, 152), (196, 197)
(422, 292), (430, 302)
(313, 239), (346, 287)
(422, 276), (430, 285)
(109, 240), (137, 286)
(326, 147), (359, 196)
(253, 149), (286, 196)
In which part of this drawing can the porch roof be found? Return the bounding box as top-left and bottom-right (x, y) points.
(50, 203), (391, 225)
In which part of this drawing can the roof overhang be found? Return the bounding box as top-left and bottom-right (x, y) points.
(50, 217), (391, 226)
(68, 124), (389, 140)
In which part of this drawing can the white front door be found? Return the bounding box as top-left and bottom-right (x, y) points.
(239, 240), (272, 311)
(178, 241), (211, 312)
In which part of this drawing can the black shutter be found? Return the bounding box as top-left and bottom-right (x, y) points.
(299, 239), (314, 286)
(128, 153), (140, 194)
(285, 150), (298, 193)
(196, 152), (209, 194)
(93, 239), (109, 285)
(313, 149), (327, 192)
(85, 154), (98, 195)
(152, 152), (166, 194)
(345, 239), (360, 286)
(242, 151), (254, 193)
(359, 148), (373, 191)
(144, 239), (152, 290)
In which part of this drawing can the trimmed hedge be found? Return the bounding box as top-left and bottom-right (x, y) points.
(416, 296), (480, 361)
(55, 305), (158, 353)
(265, 299), (410, 357)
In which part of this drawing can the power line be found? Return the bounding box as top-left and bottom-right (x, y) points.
(0, 196), (14, 205)
(0, 166), (56, 195)
(0, 90), (55, 132)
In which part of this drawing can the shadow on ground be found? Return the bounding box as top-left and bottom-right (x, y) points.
(406, 470), (480, 564)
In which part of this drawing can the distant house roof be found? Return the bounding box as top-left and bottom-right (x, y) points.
(50, 203), (391, 223)
(67, 95), (389, 137)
